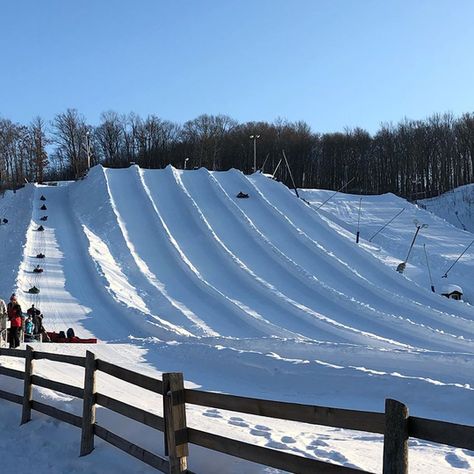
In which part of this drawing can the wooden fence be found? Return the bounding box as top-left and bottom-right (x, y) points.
(0, 346), (473, 474)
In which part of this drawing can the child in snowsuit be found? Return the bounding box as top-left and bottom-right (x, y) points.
(25, 316), (34, 342)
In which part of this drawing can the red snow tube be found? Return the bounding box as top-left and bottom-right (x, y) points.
(46, 332), (97, 344)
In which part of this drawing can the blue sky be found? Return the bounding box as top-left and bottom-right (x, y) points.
(1, 0), (473, 133)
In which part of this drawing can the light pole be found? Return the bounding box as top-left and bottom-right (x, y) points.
(396, 220), (428, 273)
(85, 131), (91, 170)
(184, 157), (190, 170)
(249, 134), (260, 173)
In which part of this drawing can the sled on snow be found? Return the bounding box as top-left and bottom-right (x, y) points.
(236, 191), (249, 199)
(46, 331), (97, 344)
(24, 332), (45, 343)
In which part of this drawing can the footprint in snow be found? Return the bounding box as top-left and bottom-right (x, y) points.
(307, 438), (329, 449)
(250, 428), (272, 438)
(445, 452), (470, 469)
(312, 448), (349, 464)
(228, 417), (249, 427)
(203, 409), (223, 419)
(266, 440), (289, 450)
(255, 424), (271, 431)
(408, 438), (428, 448)
(281, 436), (296, 444)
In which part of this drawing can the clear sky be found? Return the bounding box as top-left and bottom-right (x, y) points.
(1, 0), (473, 133)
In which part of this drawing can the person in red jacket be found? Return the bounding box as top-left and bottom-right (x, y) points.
(7, 294), (23, 348)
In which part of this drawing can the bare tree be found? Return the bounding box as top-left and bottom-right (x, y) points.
(29, 116), (49, 183)
(51, 109), (88, 179)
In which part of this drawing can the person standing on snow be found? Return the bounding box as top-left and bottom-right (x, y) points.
(27, 304), (41, 334)
(7, 294), (23, 348)
(25, 316), (34, 342)
(0, 298), (7, 347)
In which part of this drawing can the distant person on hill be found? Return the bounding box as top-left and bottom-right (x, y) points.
(7, 294), (23, 348)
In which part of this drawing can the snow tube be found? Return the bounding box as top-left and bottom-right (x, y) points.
(46, 332), (97, 344)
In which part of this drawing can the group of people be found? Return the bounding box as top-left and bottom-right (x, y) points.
(0, 294), (49, 348)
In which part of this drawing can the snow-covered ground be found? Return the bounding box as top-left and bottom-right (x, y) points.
(421, 184), (474, 234)
(1, 166), (473, 473)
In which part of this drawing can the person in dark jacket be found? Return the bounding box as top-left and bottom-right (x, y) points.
(7, 294), (23, 348)
(27, 304), (42, 334)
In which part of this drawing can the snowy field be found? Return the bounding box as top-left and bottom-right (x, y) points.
(0, 166), (473, 473)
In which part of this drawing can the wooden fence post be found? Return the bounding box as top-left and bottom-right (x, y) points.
(163, 372), (189, 473)
(80, 350), (97, 456)
(21, 345), (34, 425)
(383, 398), (409, 474)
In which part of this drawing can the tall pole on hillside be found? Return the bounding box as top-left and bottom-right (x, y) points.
(250, 134), (260, 173)
(315, 177), (356, 211)
(282, 149), (299, 198)
(441, 238), (474, 278)
(369, 208), (405, 242)
(397, 221), (428, 274)
(423, 244), (435, 293)
(356, 198), (362, 244)
(85, 131), (91, 171)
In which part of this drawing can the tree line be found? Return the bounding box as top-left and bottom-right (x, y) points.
(1, 109), (473, 199)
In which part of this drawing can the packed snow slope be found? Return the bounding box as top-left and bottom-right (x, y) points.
(421, 183), (474, 234)
(1, 166), (474, 473)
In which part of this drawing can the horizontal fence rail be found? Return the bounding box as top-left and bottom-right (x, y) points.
(0, 366), (24, 379)
(34, 351), (86, 367)
(187, 428), (370, 474)
(94, 424), (170, 472)
(0, 388), (23, 405)
(96, 359), (163, 394)
(408, 416), (474, 451)
(0, 348), (26, 358)
(32, 400), (83, 428)
(186, 389), (385, 434)
(0, 346), (473, 474)
(96, 393), (165, 431)
(32, 375), (84, 399)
